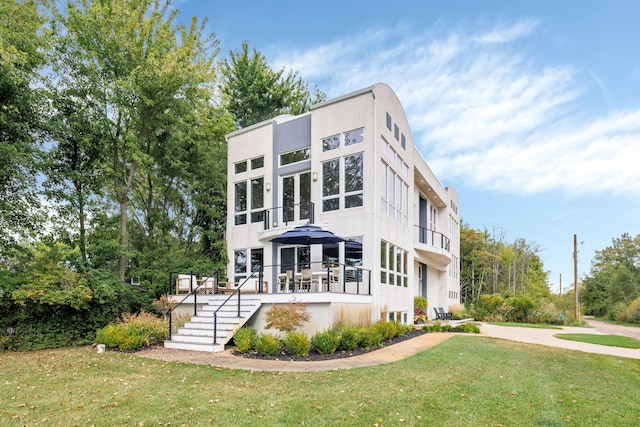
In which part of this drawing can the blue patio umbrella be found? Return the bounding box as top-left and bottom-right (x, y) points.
(271, 223), (346, 246)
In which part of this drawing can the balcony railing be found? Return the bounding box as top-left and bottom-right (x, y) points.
(415, 225), (450, 252)
(262, 201), (315, 230)
(168, 261), (371, 297)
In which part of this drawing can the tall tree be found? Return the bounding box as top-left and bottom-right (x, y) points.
(221, 42), (326, 128)
(42, 86), (107, 267)
(582, 233), (640, 315)
(0, 0), (46, 253)
(52, 0), (219, 281)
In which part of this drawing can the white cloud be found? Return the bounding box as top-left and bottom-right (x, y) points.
(272, 18), (640, 198)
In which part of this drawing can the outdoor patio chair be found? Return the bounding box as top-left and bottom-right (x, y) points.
(299, 269), (313, 292)
(176, 274), (196, 294)
(280, 270), (295, 293)
(328, 268), (341, 292)
(434, 307), (453, 320)
(199, 276), (215, 294)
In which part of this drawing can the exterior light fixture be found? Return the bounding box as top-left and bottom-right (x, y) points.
(312, 172), (318, 181)
(266, 182), (271, 191)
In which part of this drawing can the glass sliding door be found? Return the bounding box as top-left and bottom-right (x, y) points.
(281, 171), (311, 223)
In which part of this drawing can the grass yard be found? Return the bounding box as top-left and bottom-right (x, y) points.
(1, 336), (639, 426)
(554, 333), (640, 349)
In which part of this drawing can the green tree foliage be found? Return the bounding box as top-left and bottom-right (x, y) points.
(51, 0), (220, 281)
(460, 222), (549, 303)
(0, 241), (146, 350)
(581, 233), (640, 317)
(0, 0), (46, 253)
(221, 42), (326, 128)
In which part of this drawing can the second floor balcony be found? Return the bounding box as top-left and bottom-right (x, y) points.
(414, 225), (452, 268)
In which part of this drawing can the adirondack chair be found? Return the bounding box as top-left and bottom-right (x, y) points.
(433, 307), (453, 320)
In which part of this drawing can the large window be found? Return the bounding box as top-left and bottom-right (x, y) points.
(322, 153), (364, 212)
(282, 172), (311, 222)
(234, 248), (263, 283)
(280, 246), (310, 273)
(322, 159), (340, 211)
(344, 153), (363, 208)
(250, 177), (264, 223)
(234, 249), (247, 283)
(380, 161), (409, 225)
(234, 181), (247, 225)
(380, 240), (408, 287)
(235, 177), (264, 225)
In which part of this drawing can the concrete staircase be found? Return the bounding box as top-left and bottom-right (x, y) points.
(164, 295), (262, 353)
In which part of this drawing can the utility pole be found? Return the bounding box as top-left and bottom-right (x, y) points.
(573, 234), (579, 319)
(559, 273), (562, 296)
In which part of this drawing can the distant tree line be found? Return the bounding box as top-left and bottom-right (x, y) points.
(0, 0), (324, 350)
(460, 223), (550, 303)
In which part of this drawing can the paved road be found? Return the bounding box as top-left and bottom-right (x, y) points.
(480, 321), (640, 359)
(584, 316), (640, 340)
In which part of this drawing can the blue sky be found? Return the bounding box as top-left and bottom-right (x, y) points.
(177, 0), (640, 292)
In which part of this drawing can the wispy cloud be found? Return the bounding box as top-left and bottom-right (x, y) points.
(271, 18), (640, 198)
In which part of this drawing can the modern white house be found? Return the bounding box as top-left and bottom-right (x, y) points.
(165, 83), (460, 352)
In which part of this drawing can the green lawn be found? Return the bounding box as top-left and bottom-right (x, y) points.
(1, 336), (639, 426)
(554, 333), (640, 349)
(487, 321), (563, 329)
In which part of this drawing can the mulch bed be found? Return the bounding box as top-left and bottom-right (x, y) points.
(232, 328), (426, 362)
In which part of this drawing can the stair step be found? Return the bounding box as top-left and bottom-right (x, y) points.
(183, 321), (237, 330)
(164, 341), (225, 352)
(195, 311), (254, 318)
(178, 325), (235, 335)
(170, 333), (229, 344)
(199, 304), (260, 312)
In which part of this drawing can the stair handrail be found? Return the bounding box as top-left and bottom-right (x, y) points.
(167, 270), (218, 340)
(212, 268), (263, 344)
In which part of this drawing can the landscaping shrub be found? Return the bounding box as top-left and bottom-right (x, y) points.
(356, 326), (381, 349)
(96, 324), (146, 350)
(413, 296), (428, 323)
(337, 324), (360, 351)
(255, 333), (282, 356)
(616, 297), (640, 324)
(414, 296), (428, 310)
(394, 321), (409, 338)
(374, 320), (397, 340)
(96, 311), (168, 350)
(284, 331), (311, 356)
(264, 302), (310, 332)
(311, 329), (341, 354)
(531, 302), (564, 325)
(453, 322), (481, 333)
(507, 295), (538, 323)
(233, 327), (257, 353)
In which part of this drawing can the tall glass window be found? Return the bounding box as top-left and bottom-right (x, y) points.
(322, 159), (340, 211)
(250, 177), (264, 223)
(234, 181), (247, 225)
(344, 153), (363, 208)
(234, 249), (247, 283)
